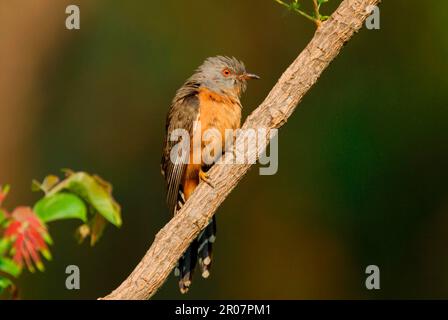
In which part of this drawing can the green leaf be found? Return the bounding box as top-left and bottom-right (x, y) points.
(0, 238), (10, 256)
(289, 2), (300, 10)
(34, 193), (88, 223)
(0, 257), (21, 278)
(318, 0), (329, 4)
(0, 184), (10, 207)
(31, 180), (42, 192)
(1, 185), (10, 196)
(0, 209), (7, 226)
(0, 277), (13, 291)
(32, 175), (60, 194)
(48, 172), (122, 227)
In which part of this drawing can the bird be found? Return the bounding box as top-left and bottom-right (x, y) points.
(161, 56), (259, 293)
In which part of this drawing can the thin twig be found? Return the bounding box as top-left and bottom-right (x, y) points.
(274, 0), (320, 26)
(312, 0), (322, 26)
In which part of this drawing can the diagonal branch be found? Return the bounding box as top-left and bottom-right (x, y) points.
(102, 0), (381, 300)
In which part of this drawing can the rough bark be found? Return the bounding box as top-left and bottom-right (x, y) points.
(102, 0), (381, 300)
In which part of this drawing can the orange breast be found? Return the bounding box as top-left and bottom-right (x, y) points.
(198, 88), (242, 155)
(181, 89), (242, 200)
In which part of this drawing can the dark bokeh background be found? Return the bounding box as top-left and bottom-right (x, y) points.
(1, 0), (447, 299)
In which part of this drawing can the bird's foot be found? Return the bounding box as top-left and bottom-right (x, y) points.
(199, 169), (214, 188)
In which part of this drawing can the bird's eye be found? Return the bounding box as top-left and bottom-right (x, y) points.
(222, 68), (231, 77)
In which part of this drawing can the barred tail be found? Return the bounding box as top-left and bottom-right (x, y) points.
(174, 216), (217, 293)
(173, 189), (198, 294)
(175, 240), (198, 294)
(198, 216), (217, 279)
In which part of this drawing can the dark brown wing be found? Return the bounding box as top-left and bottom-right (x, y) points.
(161, 82), (200, 215)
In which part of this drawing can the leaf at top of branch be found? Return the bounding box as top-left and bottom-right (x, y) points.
(289, 1), (300, 10)
(274, 0), (330, 26)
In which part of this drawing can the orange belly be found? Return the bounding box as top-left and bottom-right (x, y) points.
(182, 88), (242, 199)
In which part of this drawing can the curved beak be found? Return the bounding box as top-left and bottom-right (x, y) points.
(242, 73), (260, 80)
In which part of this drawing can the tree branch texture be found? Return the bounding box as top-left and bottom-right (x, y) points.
(102, 0), (381, 300)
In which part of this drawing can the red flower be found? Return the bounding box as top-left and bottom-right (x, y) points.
(4, 207), (52, 272)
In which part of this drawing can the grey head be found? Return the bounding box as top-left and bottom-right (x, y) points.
(192, 56), (259, 98)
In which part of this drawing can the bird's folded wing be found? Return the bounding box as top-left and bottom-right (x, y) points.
(161, 93), (200, 215)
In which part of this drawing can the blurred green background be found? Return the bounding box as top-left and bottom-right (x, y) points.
(0, 0), (447, 299)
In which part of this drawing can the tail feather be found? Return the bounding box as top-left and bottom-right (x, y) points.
(173, 189), (198, 293)
(174, 216), (217, 293)
(198, 216), (217, 279)
(177, 240), (198, 294)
